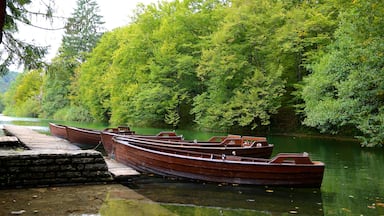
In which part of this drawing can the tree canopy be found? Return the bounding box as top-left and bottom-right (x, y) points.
(299, 0), (384, 146)
(0, 0), (52, 74)
(40, 0), (104, 121)
(2, 0), (384, 147)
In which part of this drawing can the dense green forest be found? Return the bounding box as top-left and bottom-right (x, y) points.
(0, 71), (18, 112)
(1, 0), (383, 147)
(0, 71), (18, 93)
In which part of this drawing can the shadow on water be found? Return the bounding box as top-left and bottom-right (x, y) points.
(0, 181), (323, 216)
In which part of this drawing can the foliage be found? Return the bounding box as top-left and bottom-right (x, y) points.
(52, 105), (93, 122)
(41, 0), (104, 120)
(299, 0), (384, 146)
(3, 0), (384, 146)
(73, 29), (122, 122)
(0, 70), (18, 93)
(0, 71), (18, 112)
(76, 0), (226, 126)
(40, 57), (75, 118)
(0, 0), (52, 74)
(192, 0), (285, 130)
(59, 0), (105, 63)
(0, 94), (3, 112)
(2, 69), (42, 117)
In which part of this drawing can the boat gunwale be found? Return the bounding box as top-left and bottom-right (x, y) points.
(66, 126), (101, 135)
(114, 134), (274, 149)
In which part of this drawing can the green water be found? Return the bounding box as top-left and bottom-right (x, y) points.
(1, 115), (383, 215)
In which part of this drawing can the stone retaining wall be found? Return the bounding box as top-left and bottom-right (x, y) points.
(0, 150), (113, 188)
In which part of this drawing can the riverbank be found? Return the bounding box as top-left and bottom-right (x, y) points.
(270, 131), (359, 142)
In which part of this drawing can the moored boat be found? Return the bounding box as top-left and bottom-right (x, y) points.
(108, 134), (273, 158)
(112, 136), (325, 187)
(101, 131), (183, 157)
(66, 126), (101, 147)
(49, 122), (68, 139)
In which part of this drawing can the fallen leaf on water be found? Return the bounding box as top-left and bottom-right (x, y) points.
(341, 208), (351, 212)
(10, 210), (26, 215)
(367, 204), (376, 209)
(376, 202), (384, 207)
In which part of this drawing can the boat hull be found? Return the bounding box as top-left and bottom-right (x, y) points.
(49, 123), (67, 139)
(113, 137), (324, 187)
(101, 131), (184, 157)
(66, 126), (101, 147)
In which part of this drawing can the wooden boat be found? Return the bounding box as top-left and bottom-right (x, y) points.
(103, 126), (136, 135)
(112, 136), (325, 187)
(48, 122), (68, 139)
(66, 126), (102, 147)
(107, 134), (273, 158)
(101, 131), (183, 157)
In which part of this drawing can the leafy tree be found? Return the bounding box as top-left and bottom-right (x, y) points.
(74, 29), (122, 122)
(41, 0), (104, 120)
(299, 0), (384, 146)
(0, 0), (52, 74)
(40, 57), (74, 118)
(192, 0), (286, 130)
(59, 0), (105, 63)
(0, 70), (18, 92)
(2, 69), (42, 117)
(100, 0), (225, 126)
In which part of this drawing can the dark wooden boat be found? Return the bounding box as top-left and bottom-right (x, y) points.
(103, 126), (136, 135)
(108, 134), (273, 158)
(66, 126), (101, 147)
(101, 131), (183, 157)
(112, 136), (325, 187)
(48, 122), (68, 139)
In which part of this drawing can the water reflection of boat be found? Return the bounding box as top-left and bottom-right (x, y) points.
(125, 175), (324, 215)
(102, 132), (273, 158)
(112, 136), (325, 187)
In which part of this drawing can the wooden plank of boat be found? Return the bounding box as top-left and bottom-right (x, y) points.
(49, 122), (68, 139)
(101, 131), (184, 157)
(103, 126), (136, 135)
(106, 134), (273, 158)
(112, 137), (325, 187)
(66, 126), (101, 147)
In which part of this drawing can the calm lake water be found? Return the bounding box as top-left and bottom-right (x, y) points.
(0, 115), (383, 215)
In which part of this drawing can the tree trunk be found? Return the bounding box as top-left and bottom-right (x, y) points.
(0, 0), (6, 44)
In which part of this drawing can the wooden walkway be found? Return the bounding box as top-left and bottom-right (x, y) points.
(2, 125), (140, 179)
(105, 158), (140, 179)
(3, 125), (80, 151)
(0, 136), (19, 144)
